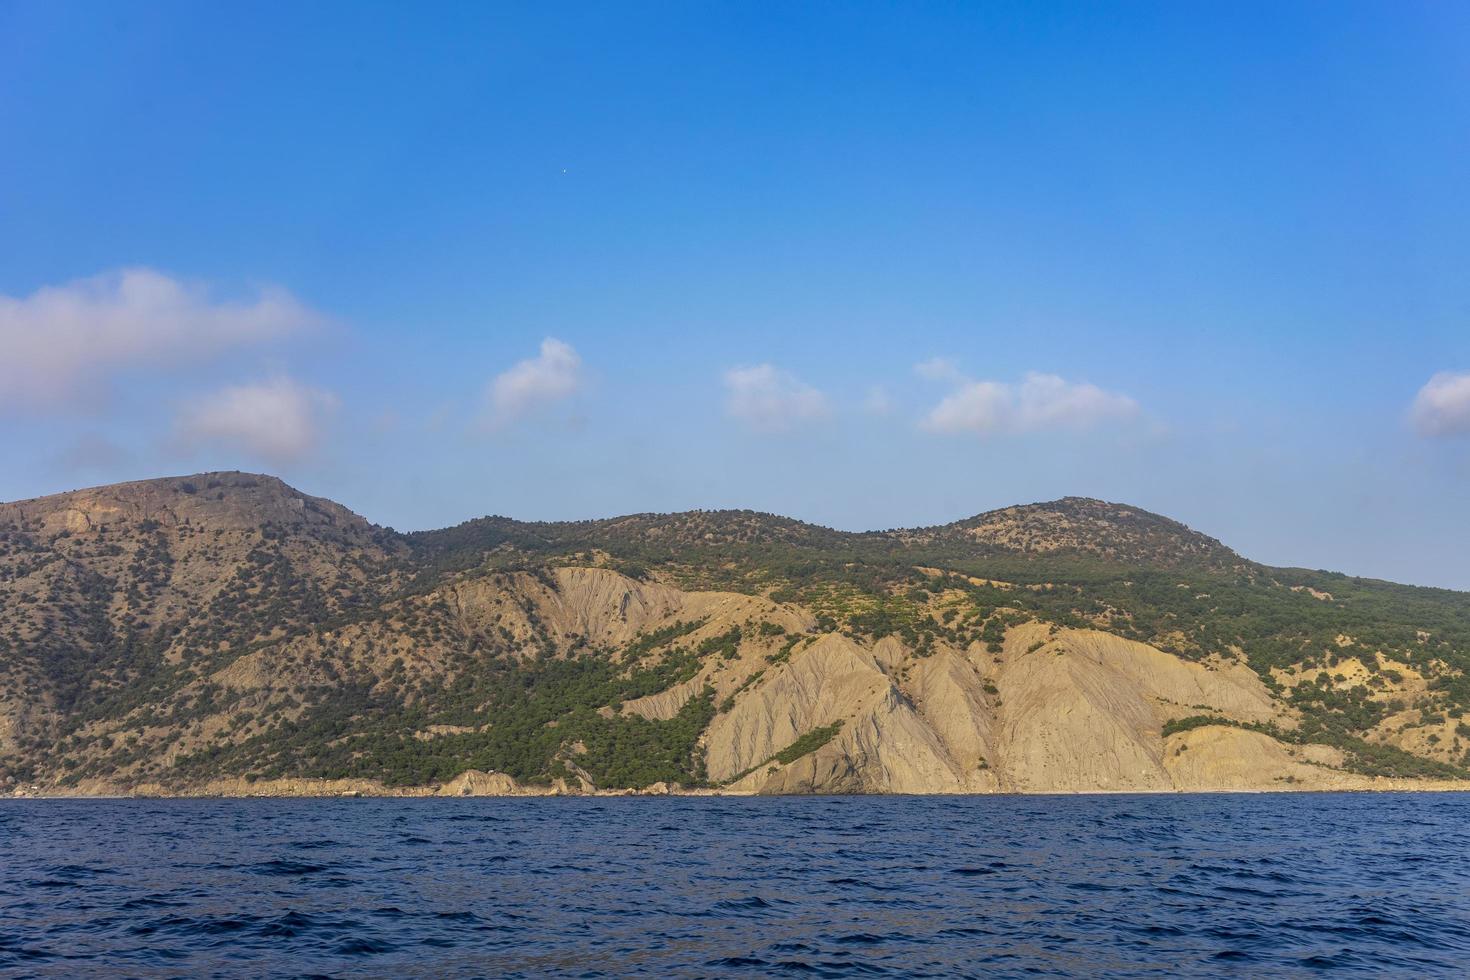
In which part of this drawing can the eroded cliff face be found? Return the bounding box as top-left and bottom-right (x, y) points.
(699, 619), (1447, 795)
(476, 570), (1468, 793)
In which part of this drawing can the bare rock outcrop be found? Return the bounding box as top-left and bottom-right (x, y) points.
(705, 634), (889, 782)
(436, 769), (525, 796)
(706, 622), (1413, 795)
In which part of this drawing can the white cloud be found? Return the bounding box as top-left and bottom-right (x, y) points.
(0, 268), (323, 410)
(1412, 372), (1470, 438)
(484, 338), (583, 428)
(914, 357), (963, 383)
(1010, 372), (1139, 431)
(723, 364), (830, 433)
(922, 379), (1012, 434)
(175, 377), (338, 465)
(921, 370), (1138, 436)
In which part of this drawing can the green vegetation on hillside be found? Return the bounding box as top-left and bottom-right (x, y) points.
(774, 722), (844, 765)
(172, 631), (716, 789)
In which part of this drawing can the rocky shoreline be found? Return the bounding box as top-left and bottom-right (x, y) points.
(11, 769), (1470, 800)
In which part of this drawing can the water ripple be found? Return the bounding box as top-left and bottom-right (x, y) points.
(0, 793), (1468, 977)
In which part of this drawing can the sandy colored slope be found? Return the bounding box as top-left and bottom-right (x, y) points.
(704, 618), (1460, 795)
(985, 623), (1281, 792)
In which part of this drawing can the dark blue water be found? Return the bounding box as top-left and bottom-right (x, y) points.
(2, 794), (1468, 978)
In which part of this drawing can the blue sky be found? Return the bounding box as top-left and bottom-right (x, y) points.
(2, 1), (1468, 588)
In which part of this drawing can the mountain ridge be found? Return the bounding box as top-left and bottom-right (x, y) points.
(15, 471), (1235, 564)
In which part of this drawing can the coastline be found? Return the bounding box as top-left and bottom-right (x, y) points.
(12, 778), (1470, 801)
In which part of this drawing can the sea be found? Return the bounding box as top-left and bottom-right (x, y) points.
(1, 793), (1468, 978)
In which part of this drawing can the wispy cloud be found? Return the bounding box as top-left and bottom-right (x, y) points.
(723, 364), (830, 433)
(50, 434), (133, 475)
(913, 357), (963, 383)
(483, 338), (584, 429)
(864, 385), (895, 416)
(0, 268), (323, 411)
(175, 377), (338, 465)
(1412, 371), (1470, 438)
(920, 367), (1138, 436)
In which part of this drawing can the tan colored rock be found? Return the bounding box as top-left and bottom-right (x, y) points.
(757, 686), (972, 794)
(904, 650), (1002, 791)
(700, 621), (1446, 796)
(436, 769), (523, 796)
(991, 634), (1171, 792)
(704, 633), (887, 782)
(1163, 726), (1326, 790)
(544, 567), (687, 646)
(621, 674), (706, 721)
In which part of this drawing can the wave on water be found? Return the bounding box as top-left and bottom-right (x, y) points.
(2, 793), (1469, 977)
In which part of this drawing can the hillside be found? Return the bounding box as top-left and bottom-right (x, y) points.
(2, 472), (1469, 797)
